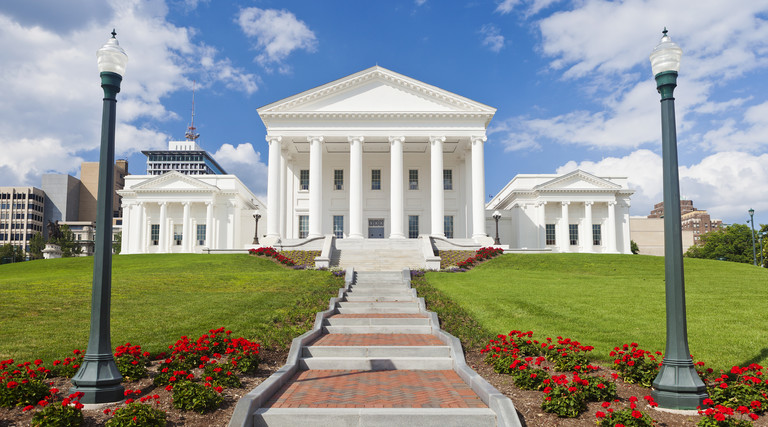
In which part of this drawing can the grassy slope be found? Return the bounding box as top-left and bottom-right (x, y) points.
(426, 254), (768, 372)
(0, 254), (342, 362)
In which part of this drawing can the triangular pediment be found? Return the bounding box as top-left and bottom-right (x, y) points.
(535, 170), (622, 192)
(259, 66), (496, 115)
(130, 171), (220, 192)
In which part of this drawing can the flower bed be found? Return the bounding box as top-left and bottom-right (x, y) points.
(279, 250), (321, 268)
(439, 247), (504, 271)
(482, 330), (767, 425)
(1, 328), (261, 425)
(248, 247), (295, 266)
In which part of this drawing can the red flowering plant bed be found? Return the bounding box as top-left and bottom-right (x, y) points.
(248, 247), (295, 266)
(441, 247), (504, 271)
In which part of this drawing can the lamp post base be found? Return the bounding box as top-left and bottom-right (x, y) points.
(69, 355), (124, 404)
(651, 361), (707, 410)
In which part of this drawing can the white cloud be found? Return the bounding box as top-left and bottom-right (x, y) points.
(213, 143), (268, 198)
(415, 0), (427, 6)
(0, 0), (258, 186)
(237, 8), (317, 73)
(480, 24), (505, 53)
(557, 150), (768, 223)
(495, 0), (520, 14)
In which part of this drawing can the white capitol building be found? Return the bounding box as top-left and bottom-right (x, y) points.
(119, 66), (634, 266)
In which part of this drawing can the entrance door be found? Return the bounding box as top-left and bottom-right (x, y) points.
(368, 219), (384, 239)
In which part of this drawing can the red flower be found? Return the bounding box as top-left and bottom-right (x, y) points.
(703, 398), (714, 406)
(22, 405), (34, 412)
(165, 385), (173, 391)
(125, 398), (134, 404)
(719, 383), (728, 389)
(595, 411), (606, 418)
(631, 410), (642, 418)
(750, 413), (759, 421)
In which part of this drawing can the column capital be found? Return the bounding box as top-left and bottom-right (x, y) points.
(307, 136), (324, 144)
(159, 201), (167, 207)
(562, 201), (571, 206)
(388, 136), (405, 144)
(536, 201), (548, 207)
(608, 201), (617, 206)
(429, 136), (446, 144)
(347, 136), (365, 144)
(182, 201), (190, 207)
(265, 135), (282, 144)
(584, 201), (593, 206)
(470, 135), (487, 144)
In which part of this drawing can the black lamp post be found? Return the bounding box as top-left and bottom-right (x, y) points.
(748, 208), (757, 266)
(253, 210), (261, 245)
(649, 29), (707, 410)
(492, 210), (501, 245)
(69, 30), (128, 404)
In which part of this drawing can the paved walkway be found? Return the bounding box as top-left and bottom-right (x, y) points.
(229, 270), (520, 427)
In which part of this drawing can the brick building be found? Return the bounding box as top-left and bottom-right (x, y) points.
(648, 200), (723, 244)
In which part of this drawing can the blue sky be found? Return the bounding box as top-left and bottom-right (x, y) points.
(0, 0), (766, 227)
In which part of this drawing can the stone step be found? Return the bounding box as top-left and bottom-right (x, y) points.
(344, 295), (414, 302)
(298, 356), (453, 370)
(253, 408), (496, 427)
(325, 317), (430, 326)
(336, 302), (421, 314)
(301, 345), (450, 358)
(322, 325), (432, 334)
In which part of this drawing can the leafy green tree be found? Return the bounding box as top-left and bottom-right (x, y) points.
(29, 232), (45, 259)
(630, 240), (639, 255)
(113, 231), (122, 255)
(52, 224), (82, 258)
(685, 224), (757, 264)
(0, 243), (25, 263)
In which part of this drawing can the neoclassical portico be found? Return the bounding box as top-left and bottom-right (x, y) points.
(258, 66), (495, 244)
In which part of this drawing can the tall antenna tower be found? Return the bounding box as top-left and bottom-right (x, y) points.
(185, 80), (200, 141)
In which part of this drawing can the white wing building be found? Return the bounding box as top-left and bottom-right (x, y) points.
(259, 66), (495, 245)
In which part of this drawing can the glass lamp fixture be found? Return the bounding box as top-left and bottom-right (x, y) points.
(97, 30), (128, 76)
(650, 28), (682, 76)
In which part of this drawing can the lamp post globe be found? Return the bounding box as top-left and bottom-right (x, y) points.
(748, 209), (757, 266)
(69, 30), (128, 404)
(648, 28), (707, 410)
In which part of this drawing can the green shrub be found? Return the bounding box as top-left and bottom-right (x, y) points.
(541, 385), (586, 418)
(106, 402), (166, 427)
(171, 381), (223, 414)
(203, 363), (241, 388)
(114, 343), (150, 381)
(580, 376), (617, 402)
(0, 378), (51, 408)
(30, 402), (84, 427)
(596, 408), (655, 426)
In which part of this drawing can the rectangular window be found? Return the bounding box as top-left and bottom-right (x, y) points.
(371, 169), (381, 190)
(443, 170), (453, 190)
(444, 216), (454, 239)
(300, 170), (309, 191)
(592, 224), (602, 246)
(545, 224), (556, 245)
(334, 169), (344, 190)
(569, 224), (578, 246)
(174, 225), (183, 246)
(333, 215), (344, 239)
(298, 215), (309, 239)
(408, 215), (419, 239)
(409, 169), (419, 190)
(151, 224), (159, 245)
(197, 224), (206, 246)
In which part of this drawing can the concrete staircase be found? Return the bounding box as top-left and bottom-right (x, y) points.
(230, 270), (521, 427)
(335, 239), (424, 271)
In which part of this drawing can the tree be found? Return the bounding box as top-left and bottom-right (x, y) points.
(685, 224), (756, 264)
(29, 232), (45, 259)
(52, 224), (82, 258)
(630, 240), (639, 254)
(0, 244), (25, 263)
(113, 231), (122, 255)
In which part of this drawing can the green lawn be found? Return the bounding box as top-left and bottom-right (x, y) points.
(0, 254), (343, 362)
(426, 254), (768, 372)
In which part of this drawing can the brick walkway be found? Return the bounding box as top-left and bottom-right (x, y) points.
(264, 370), (486, 409)
(310, 333), (444, 346)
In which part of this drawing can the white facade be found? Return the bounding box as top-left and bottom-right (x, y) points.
(259, 66), (495, 245)
(118, 172), (263, 254)
(486, 170), (635, 254)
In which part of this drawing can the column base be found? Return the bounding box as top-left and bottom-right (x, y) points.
(69, 354), (124, 404)
(651, 360), (708, 410)
(347, 234), (364, 239)
(389, 233), (406, 239)
(472, 234), (494, 245)
(431, 233), (445, 238)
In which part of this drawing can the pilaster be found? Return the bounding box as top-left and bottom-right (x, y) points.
(470, 135), (487, 241)
(266, 136), (282, 239)
(349, 136), (364, 239)
(308, 136), (324, 238)
(430, 136), (446, 237)
(389, 136), (405, 239)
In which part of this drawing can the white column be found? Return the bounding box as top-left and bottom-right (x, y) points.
(517, 204), (526, 248)
(621, 201), (631, 254)
(182, 202), (190, 252)
(121, 202), (131, 254)
(205, 202), (213, 249)
(279, 148), (288, 239)
(560, 201), (570, 252)
(470, 135), (487, 240)
(464, 150), (472, 237)
(139, 203), (146, 252)
(430, 136), (446, 237)
(348, 136), (364, 239)
(537, 201), (547, 247)
(584, 202), (594, 253)
(159, 202), (167, 253)
(308, 136), (324, 238)
(266, 136), (282, 239)
(607, 201), (618, 253)
(389, 136), (405, 239)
